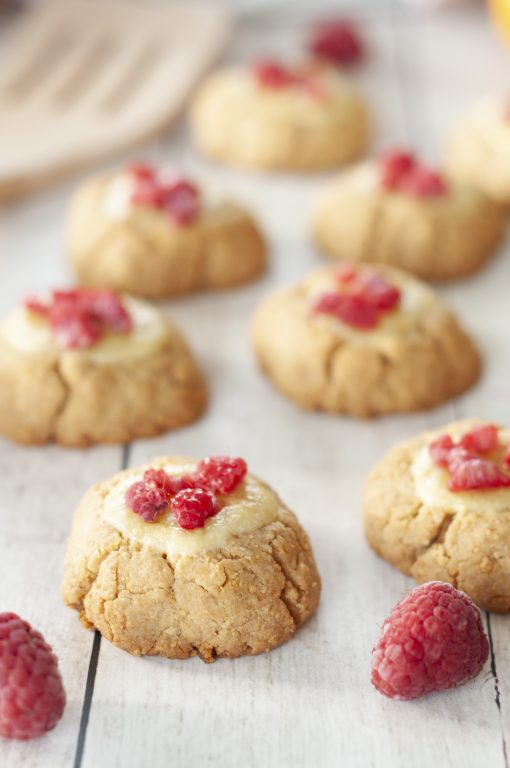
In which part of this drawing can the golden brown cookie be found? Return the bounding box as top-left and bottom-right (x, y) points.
(0, 289), (205, 446)
(190, 60), (370, 171)
(251, 264), (481, 417)
(364, 419), (510, 613)
(313, 151), (506, 281)
(61, 456), (321, 661)
(447, 95), (510, 205)
(67, 165), (267, 299)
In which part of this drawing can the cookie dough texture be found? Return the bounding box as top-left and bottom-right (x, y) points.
(190, 66), (369, 171)
(363, 421), (510, 613)
(0, 313), (205, 447)
(447, 100), (510, 205)
(251, 267), (481, 417)
(61, 461), (321, 661)
(313, 164), (506, 281)
(67, 175), (267, 298)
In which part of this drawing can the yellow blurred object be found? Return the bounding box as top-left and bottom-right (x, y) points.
(490, 0), (510, 44)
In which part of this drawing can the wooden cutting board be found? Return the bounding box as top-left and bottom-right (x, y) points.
(0, 0), (231, 202)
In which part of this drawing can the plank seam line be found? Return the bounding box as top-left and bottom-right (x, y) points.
(487, 613), (509, 768)
(72, 442), (132, 768)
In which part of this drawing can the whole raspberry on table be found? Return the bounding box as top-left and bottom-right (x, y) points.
(0, 613), (65, 740)
(371, 582), (489, 700)
(308, 19), (364, 67)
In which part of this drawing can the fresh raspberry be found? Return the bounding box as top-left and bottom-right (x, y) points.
(448, 458), (510, 492)
(312, 267), (400, 330)
(308, 19), (364, 67)
(252, 60), (296, 89)
(361, 273), (401, 310)
(127, 162), (155, 181)
(428, 434), (455, 467)
(125, 480), (169, 523)
(312, 292), (379, 329)
(379, 150), (415, 190)
(171, 488), (217, 530)
(195, 456), (248, 495)
(460, 424), (499, 454)
(400, 166), (447, 198)
(129, 165), (201, 226)
(0, 613), (65, 740)
(24, 289), (132, 350)
(371, 582), (489, 700)
(429, 425), (510, 491)
(379, 150), (447, 198)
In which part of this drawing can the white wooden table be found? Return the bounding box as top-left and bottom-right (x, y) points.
(1, 5), (509, 767)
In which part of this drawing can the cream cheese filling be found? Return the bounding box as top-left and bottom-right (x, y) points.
(0, 296), (167, 362)
(102, 462), (279, 557)
(411, 423), (510, 514)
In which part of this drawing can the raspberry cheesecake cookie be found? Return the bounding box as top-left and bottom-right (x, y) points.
(251, 264), (480, 417)
(447, 95), (510, 205)
(0, 288), (205, 446)
(62, 456), (321, 661)
(364, 420), (510, 612)
(313, 150), (505, 281)
(190, 60), (369, 171)
(67, 164), (267, 299)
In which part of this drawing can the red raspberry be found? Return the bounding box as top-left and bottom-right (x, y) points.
(371, 582), (489, 700)
(0, 613), (65, 740)
(400, 166), (447, 198)
(313, 292), (379, 329)
(448, 458), (510, 492)
(127, 162), (155, 181)
(129, 165), (201, 226)
(460, 424), (499, 454)
(171, 488), (217, 530)
(24, 289), (132, 350)
(428, 434), (455, 467)
(313, 268), (401, 330)
(49, 304), (102, 350)
(125, 480), (169, 523)
(195, 456), (248, 495)
(380, 150), (415, 190)
(252, 60), (296, 89)
(309, 19), (364, 67)
(361, 273), (401, 311)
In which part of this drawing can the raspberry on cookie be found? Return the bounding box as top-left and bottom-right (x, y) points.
(251, 264), (480, 417)
(447, 94), (510, 205)
(190, 59), (370, 171)
(0, 288), (205, 446)
(67, 164), (267, 299)
(364, 419), (510, 612)
(313, 149), (506, 281)
(61, 456), (321, 661)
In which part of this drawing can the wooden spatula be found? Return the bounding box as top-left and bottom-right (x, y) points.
(0, 0), (231, 202)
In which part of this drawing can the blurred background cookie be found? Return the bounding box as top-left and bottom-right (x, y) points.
(313, 149), (506, 280)
(447, 94), (510, 206)
(190, 59), (370, 171)
(251, 264), (480, 417)
(67, 163), (267, 298)
(0, 288), (205, 446)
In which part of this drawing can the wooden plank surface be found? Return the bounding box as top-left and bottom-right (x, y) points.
(1, 5), (509, 767)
